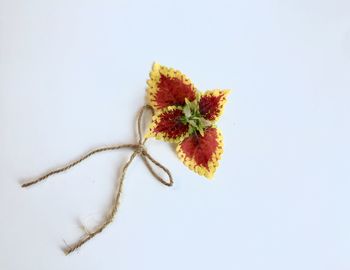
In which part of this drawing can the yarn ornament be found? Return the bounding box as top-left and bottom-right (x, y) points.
(22, 63), (230, 254)
(146, 63), (229, 178)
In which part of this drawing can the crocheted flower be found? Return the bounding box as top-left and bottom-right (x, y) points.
(146, 63), (229, 178)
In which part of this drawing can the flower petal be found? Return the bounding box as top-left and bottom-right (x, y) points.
(176, 127), (223, 178)
(145, 106), (190, 143)
(147, 63), (197, 110)
(199, 90), (230, 121)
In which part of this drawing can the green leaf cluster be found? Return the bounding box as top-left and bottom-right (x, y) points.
(180, 98), (212, 136)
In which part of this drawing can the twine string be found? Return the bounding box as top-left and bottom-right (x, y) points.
(21, 105), (173, 255)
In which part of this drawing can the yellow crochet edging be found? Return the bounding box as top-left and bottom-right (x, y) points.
(146, 62), (197, 110)
(176, 127), (224, 179)
(200, 89), (230, 122)
(145, 106), (190, 143)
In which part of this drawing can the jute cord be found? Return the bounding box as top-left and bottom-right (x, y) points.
(21, 105), (173, 255)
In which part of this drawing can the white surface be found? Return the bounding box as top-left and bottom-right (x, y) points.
(1, 0), (350, 269)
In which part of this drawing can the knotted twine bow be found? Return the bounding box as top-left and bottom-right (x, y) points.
(22, 105), (173, 255)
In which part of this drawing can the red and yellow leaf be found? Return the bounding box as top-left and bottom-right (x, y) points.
(145, 106), (190, 143)
(199, 90), (230, 121)
(147, 63), (197, 110)
(176, 127), (223, 178)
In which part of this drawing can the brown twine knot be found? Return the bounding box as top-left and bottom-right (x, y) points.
(21, 105), (173, 255)
(135, 144), (146, 155)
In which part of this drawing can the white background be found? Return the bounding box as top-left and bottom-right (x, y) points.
(1, 0), (350, 269)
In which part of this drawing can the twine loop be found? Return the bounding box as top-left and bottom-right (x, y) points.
(22, 105), (173, 254)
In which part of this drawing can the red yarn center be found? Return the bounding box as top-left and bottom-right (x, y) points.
(199, 94), (223, 120)
(154, 74), (196, 109)
(154, 109), (189, 139)
(180, 127), (218, 169)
